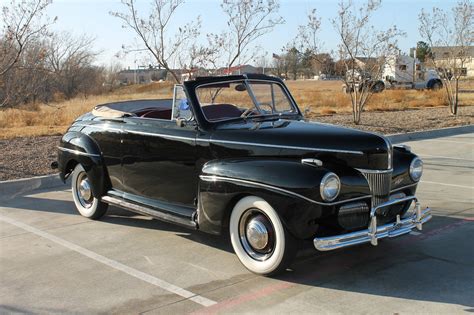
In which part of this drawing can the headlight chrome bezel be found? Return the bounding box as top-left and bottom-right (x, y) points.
(409, 157), (423, 182)
(320, 172), (341, 202)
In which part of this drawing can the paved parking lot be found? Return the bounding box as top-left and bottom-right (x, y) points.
(1, 133), (473, 314)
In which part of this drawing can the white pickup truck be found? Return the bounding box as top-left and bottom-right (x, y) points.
(343, 54), (443, 93)
(380, 54), (442, 91)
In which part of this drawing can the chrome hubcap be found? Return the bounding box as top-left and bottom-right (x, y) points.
(79, 179), (92, 201)
(246, 217), (269, 250)
(239, 210), (275, 261)
(76, 172), (93, 208)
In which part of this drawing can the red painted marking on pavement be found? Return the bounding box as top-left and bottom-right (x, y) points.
(415, 220), (468, 241)
(191, 282), (294, 315)
(192, 218), (473, 313)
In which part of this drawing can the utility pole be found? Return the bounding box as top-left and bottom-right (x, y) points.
(412, 48), (417, 89)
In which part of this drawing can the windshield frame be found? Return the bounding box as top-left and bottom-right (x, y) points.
(194, 78), (301, 124)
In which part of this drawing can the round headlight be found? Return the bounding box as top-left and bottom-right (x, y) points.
(410, 157), (423, 182)
(320, 173), (341, 202)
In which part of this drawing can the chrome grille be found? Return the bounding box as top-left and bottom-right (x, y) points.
(359, 170), (392, 207)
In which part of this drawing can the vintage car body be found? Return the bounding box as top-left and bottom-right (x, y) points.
(56, 74), (431, 275)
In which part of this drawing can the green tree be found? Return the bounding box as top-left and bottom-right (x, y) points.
(300, 49), (314, 79)
(411, 41), (431, 62)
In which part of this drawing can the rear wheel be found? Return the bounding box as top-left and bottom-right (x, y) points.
(371, 81), (385, 93)
(229, 196), (297, 275)
(71, 164), (108, 219)
(431, 80), (442, 90)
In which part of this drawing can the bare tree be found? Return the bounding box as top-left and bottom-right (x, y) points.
(110, 0), (201, 83)
(297, 9), (322, 55)
(0, 39), (52, 106)
(296, 9), (323, 78)
(0, 0), (55, 106)
(46, 32), (100, 98)
(332, 0), (404, 124)
(0, 0), (55, 77)
(419, 0), (474, 115)
(209, 0), (284, 70)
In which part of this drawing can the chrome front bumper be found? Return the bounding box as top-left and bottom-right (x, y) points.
(314, 196), (432, 251)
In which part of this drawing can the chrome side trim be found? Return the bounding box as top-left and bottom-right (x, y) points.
(125, 129), (196, 142)
(57, 146), (100, 158)
(206, 140), (364, 155)
(314, 196), (432, 251)
(199, 175), (371, 206)
(101, 195), (197, 229)
(76, 124), (122, 133)
(74, 123), (364, 155)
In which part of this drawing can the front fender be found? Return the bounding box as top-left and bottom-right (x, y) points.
(57, 131), (107, 197)
(197, 158), (370, 239)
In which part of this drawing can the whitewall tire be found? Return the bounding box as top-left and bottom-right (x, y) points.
(229, 196), (297, 275)
(71, 164), (108, 219)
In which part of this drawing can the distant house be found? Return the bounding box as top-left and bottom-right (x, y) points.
(431, 46), (474, 77)
(180, 68), (211, 81)
(118, 68), (168, 85)
(217, 65), (261, 75)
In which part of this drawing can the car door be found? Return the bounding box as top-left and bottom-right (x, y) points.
(121, 88), (198, 206)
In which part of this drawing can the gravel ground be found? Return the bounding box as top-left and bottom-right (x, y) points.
(314, 106), (474, 134)
(0, 106), (472, 181)
(0, 136), (61, 181)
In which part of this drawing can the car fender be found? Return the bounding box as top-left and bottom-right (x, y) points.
(427, 78), (442, 89)
(197, 158), (370, 239)
(57, 131), (108, 197)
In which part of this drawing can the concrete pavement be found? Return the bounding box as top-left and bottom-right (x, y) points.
(0, 133), (473, 314)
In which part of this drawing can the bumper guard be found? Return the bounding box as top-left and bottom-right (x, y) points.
(314, 196), (431, 251)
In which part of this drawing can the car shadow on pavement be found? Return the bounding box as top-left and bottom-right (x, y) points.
(1, 193), (234, 253)
(4, 193), (473, 310)
(277, 215), (474, 311)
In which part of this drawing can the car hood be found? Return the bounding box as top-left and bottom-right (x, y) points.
(209, 119), (392, 170)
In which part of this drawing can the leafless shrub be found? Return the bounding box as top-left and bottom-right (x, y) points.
(419, 0), (474, 115)
(0, 0), (55, 106)
(332, 0), (405, 124)
(46, 32), (101, 98)
(110, 0), (201, 83)
(208, 0), (284, 70)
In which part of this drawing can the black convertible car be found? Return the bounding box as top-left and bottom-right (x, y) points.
(56, 74), (431, 275)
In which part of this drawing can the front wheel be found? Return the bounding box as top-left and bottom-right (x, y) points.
(229, 196), (297, 275)
(71, 164), (108, 219)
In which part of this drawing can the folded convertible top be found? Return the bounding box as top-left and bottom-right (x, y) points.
(92, 99), (173, 118)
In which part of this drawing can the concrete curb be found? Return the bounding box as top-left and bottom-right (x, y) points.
(0, 124), (472, 201)
(387, 124), (473, 143)
(0, 174), (64, 202)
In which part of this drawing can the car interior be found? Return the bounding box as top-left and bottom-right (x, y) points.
(94, 99), (249, 122)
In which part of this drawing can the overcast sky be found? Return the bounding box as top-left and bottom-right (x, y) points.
(43, 0), (457, 68)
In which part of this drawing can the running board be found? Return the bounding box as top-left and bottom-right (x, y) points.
(101, 195), (197, 229)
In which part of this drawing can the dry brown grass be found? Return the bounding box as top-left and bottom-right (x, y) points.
(0, 82), (174, 139)
(286, 80), (474, 120)
(1, 79), (473, 139)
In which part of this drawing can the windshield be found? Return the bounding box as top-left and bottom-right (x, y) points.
(195, 80), (297, 122)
